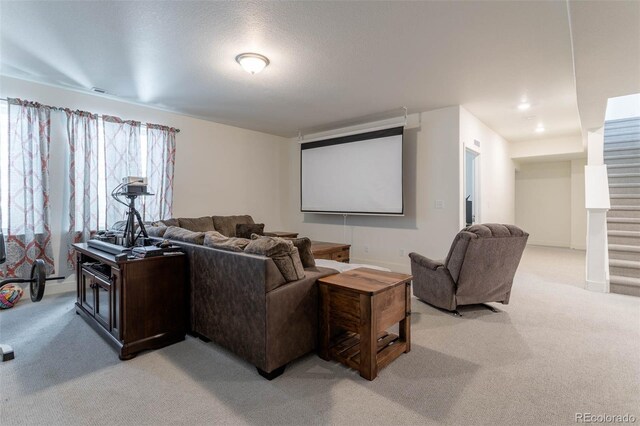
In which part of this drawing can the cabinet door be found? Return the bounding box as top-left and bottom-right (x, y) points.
(80, 268), (95, 315)
(94, 273), (112, 331)
(111, 268), (121, 340)
(76, 253), (82, 305)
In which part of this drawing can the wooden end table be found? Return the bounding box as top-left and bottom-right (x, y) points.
(318, 268), (412, 380)
(311, 241), (351, 263)
(263, 231), (299, 238)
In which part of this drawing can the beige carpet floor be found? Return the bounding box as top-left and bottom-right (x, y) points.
(1, 246), (638, 425)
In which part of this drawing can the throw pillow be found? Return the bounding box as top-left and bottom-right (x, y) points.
(212, 215), (255, 237)
(289, 237), (315, 268)
(0, 284), (24, 309)
(245, 236), (305, 282)
(203, 231), (250, 252)
(178, 216), (216, 232)
(236, 223), (265, 239)
(146, 225), (168, 237)
(244, 235), (292, 257)
(164, 226), (205, 245)
(203, 230), (227, 242)
(272, 247), (306, 282)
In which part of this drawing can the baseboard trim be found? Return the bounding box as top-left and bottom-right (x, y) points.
(350, 257), (410, 273)
(527, 240), (571, 249)
(42, 276), (75, 296)
(585, 279), (609, 293)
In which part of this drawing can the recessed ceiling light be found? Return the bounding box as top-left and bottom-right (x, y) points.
(517, 102), (531, 111)
(535, 124), (545, 133)
(235, 53), (270, 74)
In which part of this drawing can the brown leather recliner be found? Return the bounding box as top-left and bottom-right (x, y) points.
(409, 224), (528, 313)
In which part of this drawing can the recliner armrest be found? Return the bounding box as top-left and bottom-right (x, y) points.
(409, 252), (444, 270)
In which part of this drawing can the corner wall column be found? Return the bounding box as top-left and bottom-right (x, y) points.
(585, 131), (610, 292)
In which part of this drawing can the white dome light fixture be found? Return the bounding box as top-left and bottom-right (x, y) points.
(235, 53), (270, 74)
(517, 102), (531, 111)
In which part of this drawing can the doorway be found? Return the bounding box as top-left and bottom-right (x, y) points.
(464, 149), (480, 227)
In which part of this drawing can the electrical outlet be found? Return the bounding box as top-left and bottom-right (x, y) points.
(399, 248), (405, 257)
(364, 245), (369, 253)
(435, 199), (445, 209)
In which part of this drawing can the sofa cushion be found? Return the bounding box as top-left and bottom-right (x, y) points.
(164, 226), (205, 245)
(203, 230), (227, 241)
(272, 247), (306, 282)
(158, 218), (180, 228)
(245, 235), (305, 282)
(236, 223), (265, 239)
(213, 215), (254, 237)
(289, 237), (315, 268)
(146, 225), (168, 237)
(178, 216), (216, 232)
(203, 231), (250, 252)
(245, 235), (292, 257)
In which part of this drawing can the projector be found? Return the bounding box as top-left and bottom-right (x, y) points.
(122, 176), (147, 186)
(122, 176), (147, 193)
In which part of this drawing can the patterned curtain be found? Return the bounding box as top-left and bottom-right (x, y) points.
(66, 109), (99, 269)
(143, 124), (177, 222)
(0, 98), (54, 278)
(102, 115), (140, 228)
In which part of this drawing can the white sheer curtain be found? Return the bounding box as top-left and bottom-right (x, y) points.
(102, 115), (141, 228)
(0, 98), (54, 278)
(65, 109), (99, 269)
(143, 124), (176, 222)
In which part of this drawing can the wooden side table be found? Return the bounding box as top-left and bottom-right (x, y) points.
(311, 241), (351, 263)
(318, 268), (412, 380)
(263, 231), (299, 238)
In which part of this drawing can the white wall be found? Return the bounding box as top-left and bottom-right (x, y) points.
(1, 76), (288, 276)
(515, 161), (572, 247)
(459, 106), (516, 225)
(571, 158), (587, 249)
(511, 135), (584, 161)
(281, 107), (462, 273)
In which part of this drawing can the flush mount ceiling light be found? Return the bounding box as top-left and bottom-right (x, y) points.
(235, 53), (270, 74)
(517, 101), (531, 111)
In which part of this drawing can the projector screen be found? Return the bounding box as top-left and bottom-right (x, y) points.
(301, 126), (403, 215)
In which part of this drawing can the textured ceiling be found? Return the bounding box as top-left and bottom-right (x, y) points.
(0, 1), (637, 141)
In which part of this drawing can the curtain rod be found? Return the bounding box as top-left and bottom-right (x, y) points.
(0, 97), (181, 133)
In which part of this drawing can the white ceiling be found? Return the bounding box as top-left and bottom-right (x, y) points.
(0, 1), (637, 141)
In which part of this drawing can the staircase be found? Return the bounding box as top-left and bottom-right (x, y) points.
(604, 117), (640, 296)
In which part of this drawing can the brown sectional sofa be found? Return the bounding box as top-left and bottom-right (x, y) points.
(152, 215), (337, 379)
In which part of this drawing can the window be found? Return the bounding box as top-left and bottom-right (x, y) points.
(0, 100), (150, 232)
(1, 100), (8, 232)
(94, 121), (148, 230)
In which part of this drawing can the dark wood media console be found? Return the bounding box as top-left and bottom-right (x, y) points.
(73, 243), (187, 360)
